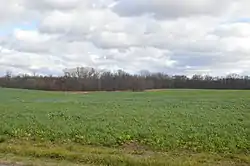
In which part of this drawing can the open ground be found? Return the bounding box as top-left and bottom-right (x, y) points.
(0, 88), (250, 165)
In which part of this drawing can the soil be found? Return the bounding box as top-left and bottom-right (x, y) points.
(121, 141), (155, 157)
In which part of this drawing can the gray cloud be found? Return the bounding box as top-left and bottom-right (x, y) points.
(112, 0), (232, 19)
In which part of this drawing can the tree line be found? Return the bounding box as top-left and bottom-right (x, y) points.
(1, 67), (250, 91)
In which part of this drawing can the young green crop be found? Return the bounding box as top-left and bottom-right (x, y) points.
(0, 88), (250, 154)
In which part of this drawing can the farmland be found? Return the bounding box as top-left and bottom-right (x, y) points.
(0, 88), (250, 165)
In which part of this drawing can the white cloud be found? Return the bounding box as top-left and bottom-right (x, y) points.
(1, 0), (250, 76)
(14, 29), (53, 42)
(214, 22), (250, 37)
(0, 0), (24, 23)
(112, 0), (232, 19)
(25, 0), (84, 10)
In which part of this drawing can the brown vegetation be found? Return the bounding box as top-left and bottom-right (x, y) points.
(1, 67), (250, 91)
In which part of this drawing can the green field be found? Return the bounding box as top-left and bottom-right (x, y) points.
(0, 88), (250, 166)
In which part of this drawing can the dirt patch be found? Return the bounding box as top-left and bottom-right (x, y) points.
(145, 89), (167, 92)
(66, 91), (90, 94)
(64, 90), (130, 94)
(59, 89), (167, 94)
(121, 141), (154, 157)
(122, 141), (146, 151)
(0, 162), (21, 166)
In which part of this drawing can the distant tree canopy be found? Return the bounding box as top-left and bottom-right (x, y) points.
(1, 67), (250, 91)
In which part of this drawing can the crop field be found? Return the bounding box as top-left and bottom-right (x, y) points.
(0, 88), (250, 166)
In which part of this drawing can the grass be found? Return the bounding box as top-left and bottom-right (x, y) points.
(1, 140), (250, 166)
(0, 88), (250, 165)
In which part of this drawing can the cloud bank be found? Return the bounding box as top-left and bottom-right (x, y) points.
(0, 0), (250, 76)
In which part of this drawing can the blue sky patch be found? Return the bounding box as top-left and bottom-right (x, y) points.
(235, 17), (250, 23)
(221, 17), (250, 25)
(0, 21), (38, 36)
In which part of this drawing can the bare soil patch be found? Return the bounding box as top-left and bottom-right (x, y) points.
(66, 91), (90, 94)
(64, 89), (167, 94)
(145, 89), (167, 92)
(121, 141), (154, 157)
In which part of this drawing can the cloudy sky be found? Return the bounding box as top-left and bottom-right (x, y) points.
(0, 0), (250, 76)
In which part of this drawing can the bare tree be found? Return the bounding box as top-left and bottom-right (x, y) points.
(1, 66), (250, 91)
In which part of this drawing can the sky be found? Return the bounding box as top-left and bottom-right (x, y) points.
(0, 0), (250, 76)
